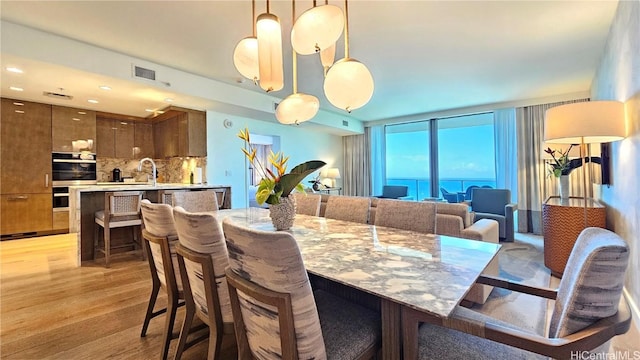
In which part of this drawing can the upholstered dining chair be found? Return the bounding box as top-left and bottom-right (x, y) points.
(94, 190), (144, 267)
(402, 227), (632, 359)
(172, 190), (219, 212)
(172, 207), (235, 360)
(293, 192), (322, 216)
(324, 195), (371, 224)
(374, 199), (436, 234)
(222, 218), (381, 359)
(139, 200), (188, 360)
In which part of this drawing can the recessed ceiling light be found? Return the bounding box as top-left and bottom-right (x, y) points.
(15, 110), (25, 114)
(72, 118), (81, 121)
(120, 122), (128, 125)
(78, 111), (86, 115)
(13, 102), (24, 106)
(164, 98), (174, 102)
(99, 85), (111, 91)
(88, 99), (99, 104)
(6, 67), (23, 74)
(9, 86), (23, 91)
(145, 109), (154, 112)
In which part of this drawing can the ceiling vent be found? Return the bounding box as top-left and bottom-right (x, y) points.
(342, 120), (349, 127)
(43, 91), (73, 100)
(133, 65), (156, 81)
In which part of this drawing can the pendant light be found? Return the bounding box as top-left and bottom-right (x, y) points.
(257, 0), (284, 92)
(233, 0), (260, 83)
(276, 0), (320, 124)
(319, 0), (337, 76)
(323, 0), (374, 113)
(291, 1), (344, 55)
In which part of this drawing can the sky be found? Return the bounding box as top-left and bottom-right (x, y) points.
(386, 122), (496, 180)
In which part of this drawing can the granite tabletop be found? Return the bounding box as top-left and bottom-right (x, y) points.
(214, 208), (501, 319)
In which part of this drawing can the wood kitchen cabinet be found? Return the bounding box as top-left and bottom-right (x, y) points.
(152, 107), (206, 158)
(52, 105), (96, 152)
(96, 113), (144, 159)
(134, 122), (154, 158)
(1, 98), (53, 235)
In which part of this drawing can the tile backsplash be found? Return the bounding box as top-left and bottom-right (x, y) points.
(97, 157), (207, 184)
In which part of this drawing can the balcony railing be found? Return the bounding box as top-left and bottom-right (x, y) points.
(385, 178), (496, 201)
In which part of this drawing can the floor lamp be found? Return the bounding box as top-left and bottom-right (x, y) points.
(544, 101), (626, 226)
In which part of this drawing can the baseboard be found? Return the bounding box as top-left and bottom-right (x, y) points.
(623, 287), (640, 333)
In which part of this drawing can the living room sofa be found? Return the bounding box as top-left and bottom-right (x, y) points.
(317, 194), (499, 304)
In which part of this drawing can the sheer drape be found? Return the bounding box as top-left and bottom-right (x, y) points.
(369, 125), (386, 197)
(342, 130), (371, 196)
(494, 108), (518, 203)
(516, 98), (589, 234)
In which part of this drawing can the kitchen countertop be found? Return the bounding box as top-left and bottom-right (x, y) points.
(70, 183), (231, 192)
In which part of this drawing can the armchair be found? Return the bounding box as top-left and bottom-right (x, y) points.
(402, 227), (631, 359)
(376, 185), (411, 200)
(440, 187), (463, 203)
(468, 188), (516, 242)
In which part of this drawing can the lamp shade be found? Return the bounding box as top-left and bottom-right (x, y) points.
(323, 58), (374, 112)
(326, 168), (341, 179)
(275, 93), (320, 125)
(233, 36), (259, 81)
(320, 43), (336, 74)
(544, 101), (625, 144)
(257, 12), (284, 92)
(291, 5), (344, 55)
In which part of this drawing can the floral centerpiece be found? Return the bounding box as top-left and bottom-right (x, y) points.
(544, 145), (575, 177)
(238, 128), (325, 229)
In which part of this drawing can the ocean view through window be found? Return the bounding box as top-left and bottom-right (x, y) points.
(385, 113), (496, 201)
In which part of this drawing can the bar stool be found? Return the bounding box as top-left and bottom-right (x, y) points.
(94, 191), (144, 267)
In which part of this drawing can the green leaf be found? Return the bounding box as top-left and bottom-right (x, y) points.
(553, 168), (562, 177)
(277, 160), (326, 197)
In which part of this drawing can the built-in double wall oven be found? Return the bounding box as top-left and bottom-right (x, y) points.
(52, 152), (97, 211)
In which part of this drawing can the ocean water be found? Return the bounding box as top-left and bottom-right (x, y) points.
(386, 178), (496, 201)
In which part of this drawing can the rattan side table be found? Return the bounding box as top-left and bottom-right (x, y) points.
(542, 196), (606, 278)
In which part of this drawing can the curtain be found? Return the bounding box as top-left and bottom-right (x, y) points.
(516, 98), (589, 234)
(342, 130), (371, 196)
(369, 125), (386, 197)
(494, 108), (517, 203)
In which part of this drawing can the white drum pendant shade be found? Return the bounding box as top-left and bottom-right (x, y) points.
(233, 37), (259, 81)
(257, 13), (284, 92)
(275, 93), (320, 124)
(323, 58), (374, 112)
(291, 5), (344, 55)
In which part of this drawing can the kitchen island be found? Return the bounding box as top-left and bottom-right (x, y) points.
(69, 183), (231, 266)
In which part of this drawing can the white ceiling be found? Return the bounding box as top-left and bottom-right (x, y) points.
(0, 0), (618, 123)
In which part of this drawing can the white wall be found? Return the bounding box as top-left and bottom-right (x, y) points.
(591, 0), (640, 329)
(206, 110), (344, 209)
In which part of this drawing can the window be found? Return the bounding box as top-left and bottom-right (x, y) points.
(385, 122), (430, 200)
(383, 113), (496, 201)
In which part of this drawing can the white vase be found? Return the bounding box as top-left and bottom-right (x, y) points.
(268, 194), (296, 230)
(558, 175), (570, 200)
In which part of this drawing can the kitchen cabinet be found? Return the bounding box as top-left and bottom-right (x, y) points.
(134, 122), (154, 158)
(152, 107), (206, 158)
(96, 113), (144, 159)
(52, 106), (96, 152)
(1, 98), (53, 235)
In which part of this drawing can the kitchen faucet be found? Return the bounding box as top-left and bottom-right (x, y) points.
(138, 157), (157, 187)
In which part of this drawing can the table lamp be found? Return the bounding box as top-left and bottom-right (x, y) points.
(544, 100), (626, 223)
(325, 168), (341, 188)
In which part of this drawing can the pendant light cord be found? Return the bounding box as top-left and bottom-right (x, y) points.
(252, 0), (256, 36)
(292, 0), (298, 94)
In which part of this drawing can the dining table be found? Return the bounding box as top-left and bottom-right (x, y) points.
(213, 208), (501, 359)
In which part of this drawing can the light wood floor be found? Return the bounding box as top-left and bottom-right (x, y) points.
(0, 233), (236, 360)
(1, 233), (637, 359)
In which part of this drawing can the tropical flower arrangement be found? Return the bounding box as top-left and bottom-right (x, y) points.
(544, 145), (575, 177)
(238, 128), (326, 205)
